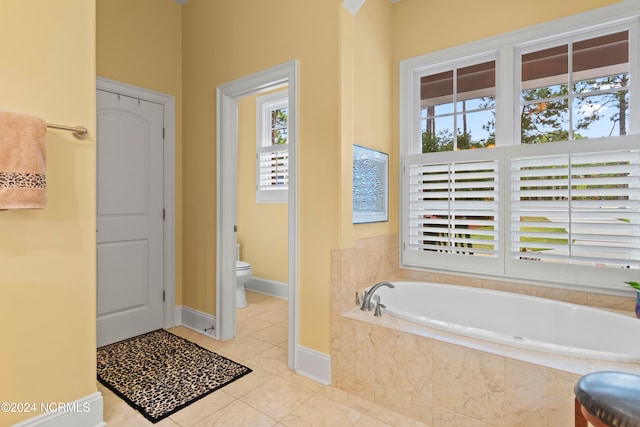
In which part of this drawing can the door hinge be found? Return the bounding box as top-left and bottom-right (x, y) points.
(163, 290), (166, 302)
(162, 127), (166, 139)
(163, 208), (166, 220)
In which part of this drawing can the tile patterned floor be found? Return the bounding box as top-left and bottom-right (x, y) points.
(99, 291), (428, 426)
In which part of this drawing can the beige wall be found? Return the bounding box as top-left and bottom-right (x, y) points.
(96, 0), (183, 305)
(237, 95), (288, 284)
(0, 1), (96, 425)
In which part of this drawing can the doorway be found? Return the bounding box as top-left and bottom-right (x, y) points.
(216, 61), (298, 370)
(96, 77), (176, 347)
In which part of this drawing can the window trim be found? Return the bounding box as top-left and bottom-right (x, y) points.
(256, 89), (289, 204)
(399, 1), (640, 294)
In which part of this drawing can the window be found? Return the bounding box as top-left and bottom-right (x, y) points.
(520, 31), (629, 143)
(421, 60), (496, 152)
(401, 3), (640, 291)
(256, 90), (288, 203)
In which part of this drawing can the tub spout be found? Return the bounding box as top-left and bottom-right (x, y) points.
(360, 281), (395, 311)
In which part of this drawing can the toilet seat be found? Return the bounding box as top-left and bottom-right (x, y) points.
(236, 261), (251, 271)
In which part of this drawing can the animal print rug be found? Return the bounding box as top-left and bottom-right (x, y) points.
(97, 329), (252, 423)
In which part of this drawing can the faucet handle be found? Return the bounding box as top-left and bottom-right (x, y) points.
(355, 291), (363, 306)
(374, 302), (386, 317)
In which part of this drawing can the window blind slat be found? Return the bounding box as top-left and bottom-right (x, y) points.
(258, 151), (289, 190)
(408, 158), (499, 257)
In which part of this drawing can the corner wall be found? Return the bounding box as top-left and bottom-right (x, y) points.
(0, 1), (97, 425)
(340, 0), (396, 245)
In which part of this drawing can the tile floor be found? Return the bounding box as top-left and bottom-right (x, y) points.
(99, 291), (428, 426)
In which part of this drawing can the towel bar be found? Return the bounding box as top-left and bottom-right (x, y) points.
(46, 123), (89, 140)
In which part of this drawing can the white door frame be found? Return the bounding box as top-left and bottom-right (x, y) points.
(96, 76), (177, 330)
(216, 60), (299, 370)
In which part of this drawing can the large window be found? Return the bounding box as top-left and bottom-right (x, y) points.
(256, 90), (288, 203)
(401, 4), (640, 292)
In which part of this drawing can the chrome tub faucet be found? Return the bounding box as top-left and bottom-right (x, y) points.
(360, 281), (394, 311)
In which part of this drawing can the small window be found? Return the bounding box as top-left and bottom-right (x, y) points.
(256, 90), (288, 203)
(520, 31), (629, 143)
(420, 60), (496, 152)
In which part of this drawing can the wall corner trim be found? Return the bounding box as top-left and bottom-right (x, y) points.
(342, 0), (366, 15)
(295, 345), (332, 385)
(11, 392), (105, 427)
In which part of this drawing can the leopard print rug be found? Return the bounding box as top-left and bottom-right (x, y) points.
(97, 329), (252, 423)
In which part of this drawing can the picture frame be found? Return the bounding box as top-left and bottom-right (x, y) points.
(352, 145), (388, 224)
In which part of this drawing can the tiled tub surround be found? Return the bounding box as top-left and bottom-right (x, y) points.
(330, 235), (640, 426)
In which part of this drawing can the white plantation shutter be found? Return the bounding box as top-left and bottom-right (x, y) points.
(405, 152), (500, 272)
(258, 146), (289, 189)
(511, 149), (640, 269)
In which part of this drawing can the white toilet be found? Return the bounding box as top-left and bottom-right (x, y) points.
(236, 244), (252, 308)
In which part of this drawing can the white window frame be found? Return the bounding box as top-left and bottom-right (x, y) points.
(400, 1), (640, 294)
(256, 90), (289, 204)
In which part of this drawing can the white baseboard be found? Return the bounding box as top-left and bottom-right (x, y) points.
(177, 306), (216, 338)
(245, 277), (288, 299)
(11, 391), (105, 427)
(295, 345), (331, 385)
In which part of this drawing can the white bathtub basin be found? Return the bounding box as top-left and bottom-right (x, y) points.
(368, 281), (640, 363)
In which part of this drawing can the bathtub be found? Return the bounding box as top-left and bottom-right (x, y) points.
(368, 281), (640, 363)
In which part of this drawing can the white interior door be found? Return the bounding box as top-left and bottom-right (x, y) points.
(97, 89), (165, 347)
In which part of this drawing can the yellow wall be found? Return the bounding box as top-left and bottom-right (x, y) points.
(182, 0), (622, 356)
(0, 3), (625, 415)
(237, 95), (288, 284)
(351, 0), (395, 242)
(96, 0), (183, 304)
(66, 0), (627, 375)
(182, 0), (340, 352)
(0, 1), (96, 425)
(391, 0), (623, 65)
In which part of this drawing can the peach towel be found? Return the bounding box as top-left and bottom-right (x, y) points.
(0, 111), (47, 209)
